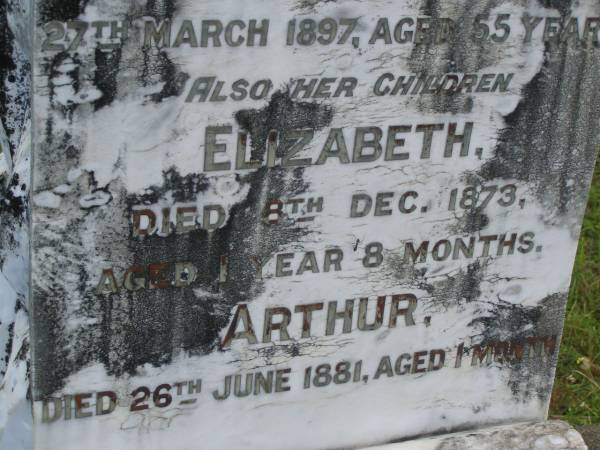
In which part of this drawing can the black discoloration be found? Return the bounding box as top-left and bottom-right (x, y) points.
(0, 1), (16, 126)
(453, 210), (490, 234)
(236, 90), (333, 161)
(139, 0), (187, 104)
(0, 174), (26, 218)
(0, 1), (30, 160)
(146, 52), (190, 103)
(0, 2), (30, 388)
(38, 0), (184, 112)
(43, 54), (81, 122)
(537, 0), (573, 16)
(146, 0), (178, 20)
(93, 49), (122, 110)
(1, 298), (29, 377)
(3, 322), (15, 377)
(386, 256), (487, 313)
(429, 261), (484, 307)
(131, 168), (211, 205)
(0, 1), (15, 74)
(38, 0), (89, 23)
(469, 299), (541, 342)
(295, 0), (338, 11)
(0, 174), (28, 269)
(468, 293), (565, 349)
(385, 252), (561, 399)
(407, 0), (495, 115)
(468, 293), (565, 401)
(481, 33), (600, 218)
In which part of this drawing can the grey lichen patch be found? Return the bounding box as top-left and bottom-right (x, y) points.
(469, 293), (565, 343)
(427, 261), (485, 308)
(294, 0), (338, 12)
(450, 209), (490, 234)
(468, 293), (566, 401)
(406, 0), (498, 115)
(385, 255), (488, 312)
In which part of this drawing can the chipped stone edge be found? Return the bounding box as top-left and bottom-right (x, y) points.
(362, 421), (588, 450)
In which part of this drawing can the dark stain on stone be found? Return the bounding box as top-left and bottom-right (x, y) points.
(0, 1), (17, 150)
(44, 53), (81, 123)
(0, 1), (30, 160)
(448, 173), (491, 234)
(32, 94), (333, 388)
(468, 293), (565, 401)
(31, 171), (112, 396)
(2, 322), (15, 377)
(419, 0), (439, 18)
(235, 90), (333, 161)
(0, 173), (27, 296)
(480, 34), (600, 217)
(151, 70), (190, 102)
(132, 168), (211, 205)
(38, 0), (89, 23)
(0, 174), (26, 218)
(537, 0), (573, 16)
(147, 53), (190, 103)
(407, 0), (495, 115)
(139, 0), (187, 104)
(93, 48), (122, 110)
(386, 256), (486, 312)
(468, 293), (565, 351)
(0, 1), (15, 74)
(453, 210), (490, 234)
(429, 261), (484, 307)
(1, 298), (29, 376)
(469, 299), (542, 342)
(146, 0), (178, 20)
(295, 0), (338, 11)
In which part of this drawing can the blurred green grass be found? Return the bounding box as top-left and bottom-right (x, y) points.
(550, 160), (600, 425)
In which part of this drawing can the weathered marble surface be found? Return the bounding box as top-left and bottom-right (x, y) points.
(3, 0), (598, 449)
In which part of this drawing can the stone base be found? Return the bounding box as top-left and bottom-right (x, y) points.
(365, 421), (587, 450)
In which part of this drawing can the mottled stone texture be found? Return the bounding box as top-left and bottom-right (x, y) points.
(0, 1), (32, 448)
(369, 421), (588, 450)
(18, 0), (600, 449)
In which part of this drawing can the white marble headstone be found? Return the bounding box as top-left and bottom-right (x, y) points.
(27, 1), (600, 449)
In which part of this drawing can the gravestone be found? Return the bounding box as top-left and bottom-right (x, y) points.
(8, 0), (600, 448)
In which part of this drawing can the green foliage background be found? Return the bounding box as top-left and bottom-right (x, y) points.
(551, 162), (600, 425)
